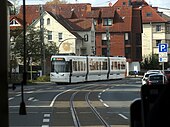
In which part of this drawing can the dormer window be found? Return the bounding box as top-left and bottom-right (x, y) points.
(103, 18), (113, 26)
(47, 18), (50, 25)
(10, 19), (20, 26)
(146, 12), (152, 17)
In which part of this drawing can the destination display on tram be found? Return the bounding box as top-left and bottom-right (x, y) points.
(51, 57), (65, 61)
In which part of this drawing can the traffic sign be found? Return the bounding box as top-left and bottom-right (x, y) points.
(158, 43), (168, 52)
(158, 43), (168, 62)
(159, 57), (168, 62)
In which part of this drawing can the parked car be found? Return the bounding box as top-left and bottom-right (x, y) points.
(146, 70), (163, 74)
(146, 73), (168, 85)
(163, 70), (170, 82)
(142, 72), (160, 85)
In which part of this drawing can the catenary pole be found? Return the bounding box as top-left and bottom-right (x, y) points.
(0, 1), (9, 126)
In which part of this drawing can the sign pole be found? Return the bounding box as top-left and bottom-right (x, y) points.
(158, 43), (168, 84)
(162, 62), (164, 84)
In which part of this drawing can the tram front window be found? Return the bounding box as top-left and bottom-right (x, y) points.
(51, 61), (70, 73)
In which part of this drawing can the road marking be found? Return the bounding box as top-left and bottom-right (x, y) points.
(44, 114), (50, 117)
(43, 119), (50, 122)
(50, 89), (71, 107)
(99, 99), (103, 102)
(26, 91), (34, 94)
(42, 113), (51, 127)
(118, 113), (128, 119)
(15, 94), (21, 97)
(8, 97), (14, 100)
(28, 97), (34, 101)
(103, 103), (109, 107)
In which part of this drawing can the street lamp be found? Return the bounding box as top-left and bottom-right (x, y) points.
(19, 0), (26, 115)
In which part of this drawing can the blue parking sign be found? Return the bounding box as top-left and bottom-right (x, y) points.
(158, 44), (168, 52)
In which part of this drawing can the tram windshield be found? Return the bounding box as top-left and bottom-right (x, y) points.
(51, 61), (70, 73)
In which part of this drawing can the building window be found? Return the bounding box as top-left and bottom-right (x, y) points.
(125, 33), (128, 40)
(102, 40), (107, 46)
(125, 33), (130, 45)
(58, 33), (62, 41)
(156, 40), (161, 47)
(102, 48), (107, 56)
(156, 25), (161, 32)
(103, 18), (112, 26)
(166, 26), (170, 33)
(122, 2), (126, 5)
(146, 12), (152, 17)
(47, 18), (50, 25)
(166, 40), (170, 47)
(48, 31), (52, 41)
(125, 47), (131, 58)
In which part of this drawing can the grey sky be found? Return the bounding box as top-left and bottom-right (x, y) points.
(14, 0), (170, 8)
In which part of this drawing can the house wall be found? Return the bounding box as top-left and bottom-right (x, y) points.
(142, 23), (153, 57)
(34, 12), (77, 54)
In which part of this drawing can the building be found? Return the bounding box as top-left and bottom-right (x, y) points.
(9, 0), (143, 75)
(139, 1), (170, 61)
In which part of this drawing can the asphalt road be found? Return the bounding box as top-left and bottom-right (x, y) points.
(9, 77), (142, 127)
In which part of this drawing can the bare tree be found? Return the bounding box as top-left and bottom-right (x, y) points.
(45, 0), (67, 5)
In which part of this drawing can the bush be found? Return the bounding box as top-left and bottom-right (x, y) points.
(36, 75), (50, 82)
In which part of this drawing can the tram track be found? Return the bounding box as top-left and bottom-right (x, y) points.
(65, 84), (111, 127)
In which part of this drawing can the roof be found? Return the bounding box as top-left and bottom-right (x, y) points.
(93, 6), (133, 32)
(142, 5), (167, 23)
(47, 11), (83, 39)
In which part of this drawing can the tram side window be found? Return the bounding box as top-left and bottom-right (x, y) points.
(118, 61), (121, 70)
(121, 62), (126, 70)
(73, 61), (85, 71)
(90, 61), (97, 70)
(89, 61), (93, 70)
(102, 61), (107, 70)
(80, 61), (85, 71)
(113, 61), (118, 70)
(73, 61), (77, 71)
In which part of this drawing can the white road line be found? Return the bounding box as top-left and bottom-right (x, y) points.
(8, 97), (14, 100)
(50, 89), (71, 107)
(44, 114), (50, 117)
(99, 99), (103, 102)
(26, 91), (34, 94)
(118, 113), (128, 119)
(43, 119), (50, 122)
(103, 103), (109, 108)
(28, 97), (34, 101)
(41, 125), (49, 127)
(15, 94), (21, 97)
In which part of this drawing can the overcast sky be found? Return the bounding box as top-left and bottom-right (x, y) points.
(17, 0), (170, 8)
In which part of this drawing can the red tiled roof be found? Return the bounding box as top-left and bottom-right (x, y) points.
(142, 5), (167, 23)
(69, 18), (93, 31)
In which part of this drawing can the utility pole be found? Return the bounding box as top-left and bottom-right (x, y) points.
(0, 1), (9, 126)
(106, 27), (110, 57)
(40, 4), (46, 75)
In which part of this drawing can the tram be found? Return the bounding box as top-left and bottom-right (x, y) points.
(50, 55), (126, 83)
